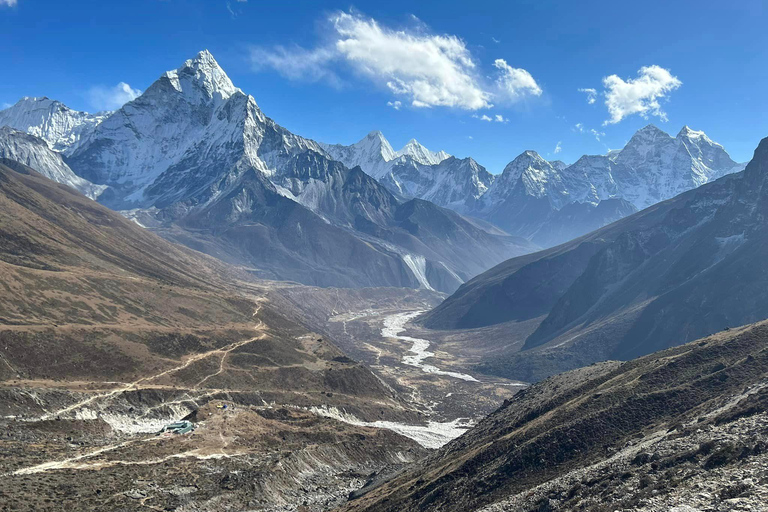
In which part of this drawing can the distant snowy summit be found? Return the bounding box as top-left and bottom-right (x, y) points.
(321, 131), (492, 212)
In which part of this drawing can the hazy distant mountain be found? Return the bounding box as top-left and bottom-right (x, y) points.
(0, 127), (106, 199)
(379, 156), (494, 213)
(320, 125), (743, 250)
(422, 136), (767, 381)
(320, 132), (494, 213)
(470, 126), (744, 247)
(472, 150), (636, 247)
(319, 131), (451, 179)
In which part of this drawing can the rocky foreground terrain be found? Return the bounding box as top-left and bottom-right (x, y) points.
(341, 322), (768, 512)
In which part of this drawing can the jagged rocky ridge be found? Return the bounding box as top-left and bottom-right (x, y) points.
(0, 127), (106, 199)
(0, 96), (108, 154)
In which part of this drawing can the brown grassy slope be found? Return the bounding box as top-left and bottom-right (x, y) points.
(0, 160), (402, 413)
(0, 158), (256, 328)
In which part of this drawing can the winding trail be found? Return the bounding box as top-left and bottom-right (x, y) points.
(382, 311), (479, 382)
(37, 307), (265, 421)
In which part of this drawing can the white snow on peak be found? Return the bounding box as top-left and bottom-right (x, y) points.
(477, 124), (743, 220)
(64, 50), (324, 208)
(162, 49), (239, 102)
(319, 131), (450, 179)
(396, 138), (451, 166)
(0, 97), (109, 155)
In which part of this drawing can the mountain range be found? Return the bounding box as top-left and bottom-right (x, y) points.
(422, 136), (768, 382)
(0, 51), (533, 293)
(326, 125), (744, 247)
(0, 49), (745, 292)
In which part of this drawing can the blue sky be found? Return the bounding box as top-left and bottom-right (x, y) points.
(1, 0), (766, 172)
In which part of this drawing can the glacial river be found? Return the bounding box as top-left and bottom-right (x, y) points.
(381, 311), (479, 382)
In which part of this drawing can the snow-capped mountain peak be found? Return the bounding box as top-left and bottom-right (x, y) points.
(0, 126), (107, 199)
(162, 49), (238, 103)
(395, 138), (451, 165)
(319, 131), (451, 179)
(64, 50), (323, 208)
(0, 97), (109, 154)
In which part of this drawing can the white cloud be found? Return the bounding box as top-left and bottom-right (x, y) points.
(578, 87), (597, 104)
(467, 135), (473, 140)
(88, 82), (141, 111)
(387, 100), (402, 110)
(602, 65), (681, 125)
(494, 114), (508, 123)
(491, 37), (500, 44)
(249, 11), (541, 112)
(474, 114), (492, 122)
(554, 141), (562, 154)
(493, 59), (542, 103)
(590, 128), (605, 141)
(0, 0), (18, 6)
(574, 122), (584, 133)
(332, 12), (491, 109)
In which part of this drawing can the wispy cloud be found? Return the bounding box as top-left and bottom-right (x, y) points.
(554, 141), (562, 154)
(0, 0), (18, 6)
(387, 100), (402, 110)
(573, 123), (604, 142)
(226, 0), (247, 19)
(602, 65), (681, 125)
(473, 113), (508, 123)
(248, 11), (542, 112)
(88, 82), (141, 111)
(578, 87), (597, 104)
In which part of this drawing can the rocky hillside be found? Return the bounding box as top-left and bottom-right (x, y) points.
(340, 319), (768, 512)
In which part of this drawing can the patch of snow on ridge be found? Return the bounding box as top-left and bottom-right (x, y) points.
(309, 405), (473, 449)
(382, 312), (479, 382)
(402, 254), (434, 291)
